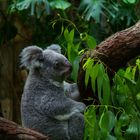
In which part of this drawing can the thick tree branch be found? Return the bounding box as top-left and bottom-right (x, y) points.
(0, 117), (49, 140)
(78, 20), (140, 104)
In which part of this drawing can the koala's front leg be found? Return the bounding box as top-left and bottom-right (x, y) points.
(37, 96), (86, 121)
(71, 100), (86, 113)
(54, 99), (86, 121)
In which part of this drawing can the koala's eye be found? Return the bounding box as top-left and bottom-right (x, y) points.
(55, 61), (60, 67)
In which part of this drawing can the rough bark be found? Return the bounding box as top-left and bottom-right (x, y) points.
(78, 20), (140, 104)
(0, 117), (49, 140)
(0, 0), (33, 123)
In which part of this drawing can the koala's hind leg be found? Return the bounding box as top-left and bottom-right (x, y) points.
(68, 113), (85, 140)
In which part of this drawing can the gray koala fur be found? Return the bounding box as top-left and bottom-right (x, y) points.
(20, 44), (86, 140)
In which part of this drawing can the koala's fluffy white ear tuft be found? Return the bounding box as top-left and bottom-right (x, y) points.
(20, 46), (43, 69)
(47, 44), (61, 54)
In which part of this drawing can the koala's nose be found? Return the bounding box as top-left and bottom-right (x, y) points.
(65, 60), (72, 71)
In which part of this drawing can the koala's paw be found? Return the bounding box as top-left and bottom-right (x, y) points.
(73, 103), (86, 114)
(78, 103), (86, 113)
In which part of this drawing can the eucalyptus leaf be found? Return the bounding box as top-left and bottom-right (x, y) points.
(69, 29), (74, 43)
(64, 29), (74, 43)
(125, 119), (140, 139)
(105, 134), (117, 140)
(123, 0), (136, 4)
(79, 0), (105, 22)
(97, 64), (104, 103)
(31, 1), (35, 15)
(71, 56), (80, 82)
(102, 73), (110, 105)
(86, 35), (96, 49)
(15, 0), (32, 11)
(136, 59), (140, 70)
(99, 111), (116, 132)
(67, 43), (71, 61)
(84, 59), (94, 87)
(119, 112), (130, 127)
(90, 63), (99, 93)
(84, 106), (100, 140)
(50, 0), (71, 10)
(114, 121), (124, 139)
(64, 28), (69, 42)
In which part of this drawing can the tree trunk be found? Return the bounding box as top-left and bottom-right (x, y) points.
(0, 117), (49, 140)
(78, 20), (140, 104)
(0, 1), (33, 123)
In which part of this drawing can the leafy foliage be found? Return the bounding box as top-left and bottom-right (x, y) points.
(79, 0), (105, 22)
(10, 0), (71, 17)
(123, 0), (137, 4)
(84, 59), (140, 139)
(2, 0), (140, 139)
(83, 59), (110, 105)
(63, 28), (96, 82)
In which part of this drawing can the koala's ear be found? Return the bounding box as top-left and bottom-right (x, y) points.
(20, 46), (43, 69)
(47, 44), (61, 54)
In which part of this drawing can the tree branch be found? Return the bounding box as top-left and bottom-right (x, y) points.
(78, 20), (140, 104)
(0, 117), (49, 140)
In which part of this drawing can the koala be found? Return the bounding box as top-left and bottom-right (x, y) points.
(20, 44), (86, 140)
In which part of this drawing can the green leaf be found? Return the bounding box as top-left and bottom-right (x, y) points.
(15, 0), (32, 11)
(123, 0), (136, 4)
(105, 134), (117, 140)
(64, 29), (74, 43)
(124, 67), (133, 80)
(60, 24), (64, 35)
(86, 35), (96, 49)
(125, 119), (140, 139)
(99, 111), (116, 132)
(12, 0), (51, 16)
(50, 0), (71, 10)
(114, 121), (124, 139)
(119, 112), (130, 127)
(85, 106), (96, 127)
(136, 93), (140, 100)
(83, 58), (93, 70)
(31, 0), (35, 15)
(90, 63), (99, 93)
(84, 106), (99, 140)
(69, 29), (74, 43)
(67, 43), (72, 62)
(102, 73), (110, 105)
(136, 59), (140, 70)
(132, 66), (136, 80)
(71, 56), (80, 82)
(70, 43), (80, 63)
(84, 59), (94, 87)
(80, 33), (96, 49)
(79, 0), (105, 22)
(64, 28), (69, 42)
(97, 64), (104, 103)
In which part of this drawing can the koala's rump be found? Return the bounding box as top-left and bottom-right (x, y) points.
(21, 101), (69, 140)
(23, 112), (69, 140)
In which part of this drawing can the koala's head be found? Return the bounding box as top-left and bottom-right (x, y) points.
(20, 44), (72, 82)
